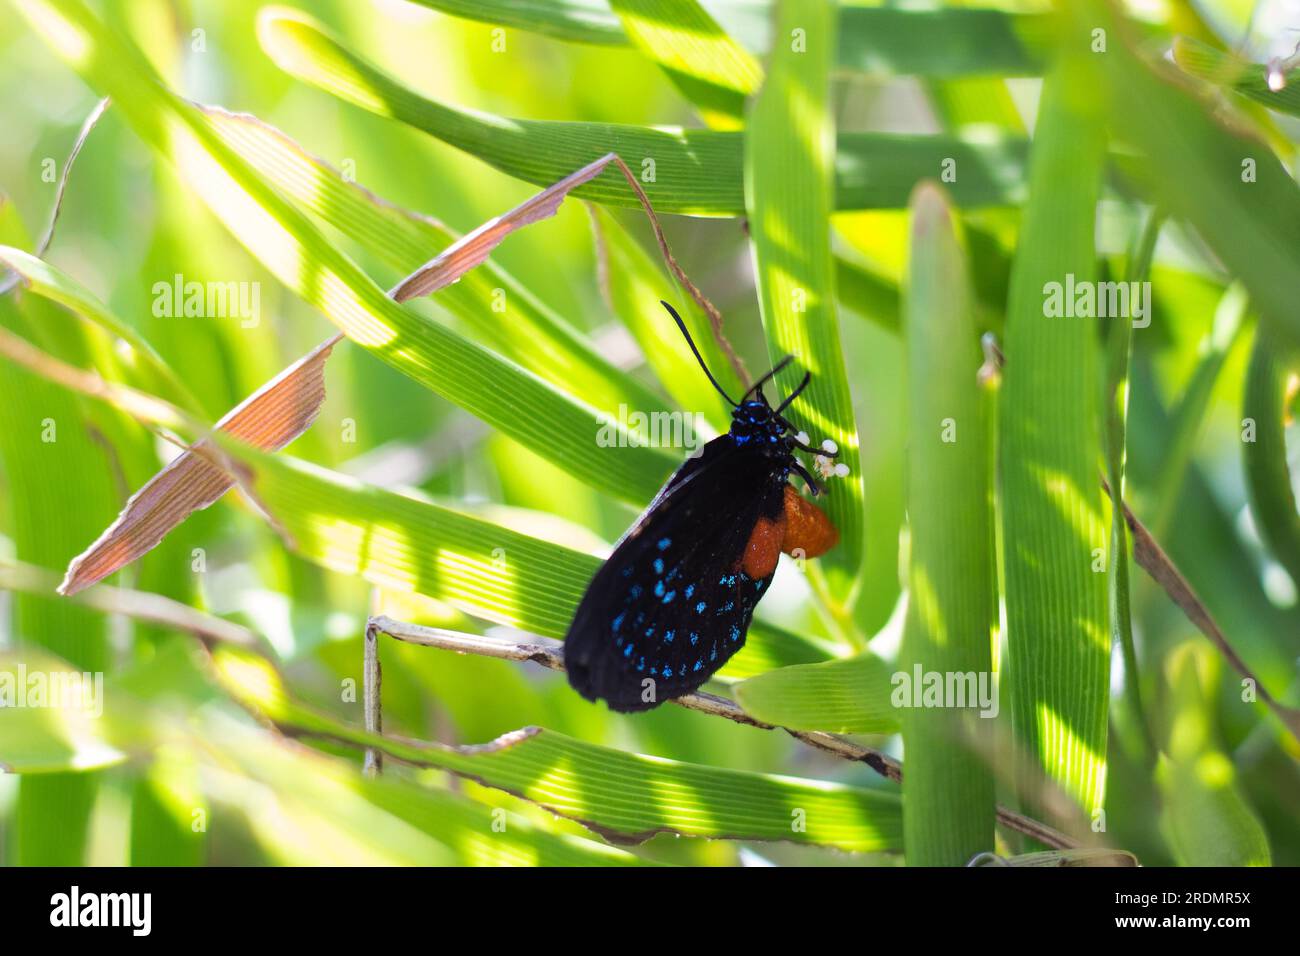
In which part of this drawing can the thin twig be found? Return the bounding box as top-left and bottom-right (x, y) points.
(1104, 480), (1300, 743)
(1, 98), (111, 296)
(367, 615), (1081, 850)
(389, 151), (747, 386)
(0, 558), (262, 650)
(37, 97), (111, 258)
(603, 155), (749, 386)
(363, 617), (383, 776)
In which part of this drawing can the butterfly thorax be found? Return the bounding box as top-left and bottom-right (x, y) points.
(729, 399), (787, 452)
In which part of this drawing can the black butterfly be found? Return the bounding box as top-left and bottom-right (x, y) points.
(564, 302), (840, 712)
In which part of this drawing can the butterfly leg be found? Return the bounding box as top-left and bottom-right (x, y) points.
(791, 459), (826, 496)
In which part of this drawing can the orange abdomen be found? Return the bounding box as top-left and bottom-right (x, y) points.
(739, 484), (839, 579)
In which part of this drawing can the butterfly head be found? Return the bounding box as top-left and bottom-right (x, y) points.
(728, 395), (785, 447)
(730, 397), (785, 447)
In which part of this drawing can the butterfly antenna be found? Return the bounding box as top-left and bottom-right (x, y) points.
(746, 355), (795, 400)
(661, 301), (738, 406)
(774, 369), (810, 413)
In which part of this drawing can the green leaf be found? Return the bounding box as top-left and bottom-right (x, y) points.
(1105, 213), (1162, 764)
(0, 206), (122, 864)
(834, 256), (901, 333)
(409, 2), (1057, 77)
(1156, 645), (1271, 867)
(406, 0), (630, 46)
(1243, 326), (1300, 590)
(198, 107), (671, 422)
(214, 645), (904, 852)
(999, 58), (1109, 818)
(214, 710), (645, 865)
(734, 652), (898, 734)
(258, 9), (1031, 214)
(745, 0), (862, 594)
(836, 9), (1053, 79)
(898, 182), (997, 866)
(17, 0), (676, 505)
(1127, 360), (1300, 700)
(0, 246), (202, 414)
(0, 648), (126, 774)
(589, 206), (735, 429)
(609, 0), (763, 127)
(1157, 751), (1272, 867)
(1146, 284), (1249, 541)
(1173, 36), (1300, 119)
(1074, 4), (1300, 348)
(0, 645), (643, 865)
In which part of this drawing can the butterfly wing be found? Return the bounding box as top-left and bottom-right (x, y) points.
(564, 436), (788, 711)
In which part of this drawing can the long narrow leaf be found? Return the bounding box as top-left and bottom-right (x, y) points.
(609, 0), (763, 127)
(1105, 213), (1161, 763)
(1156, 645), (1271, 866)
(0, 647), (645, 865)
(16, 0), (676, 506)
(1172, 36), (1300, 119)
(408, 2), (1057, 77)
(745, 0), (862, 595)
(200, 105), (673, 420)
(590, 207), (734, 428)
(258, 9), (1031, 213)
(0, 213), (118, 864)
(1075, 2), (1300, 347)
(1000, 56), (1110, 818)
(1243, 327), (1300, 590)
(733, 652), (899, 734)
(213, 645), (904, 852)
(899, 182), (996, 865)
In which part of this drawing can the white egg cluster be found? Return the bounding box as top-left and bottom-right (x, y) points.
(796, 433), (850, 480)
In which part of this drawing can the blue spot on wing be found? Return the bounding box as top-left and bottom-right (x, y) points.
(574, 463), (786, 710)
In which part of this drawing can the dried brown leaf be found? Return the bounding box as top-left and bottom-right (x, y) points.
(58, 335), (340, 595)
